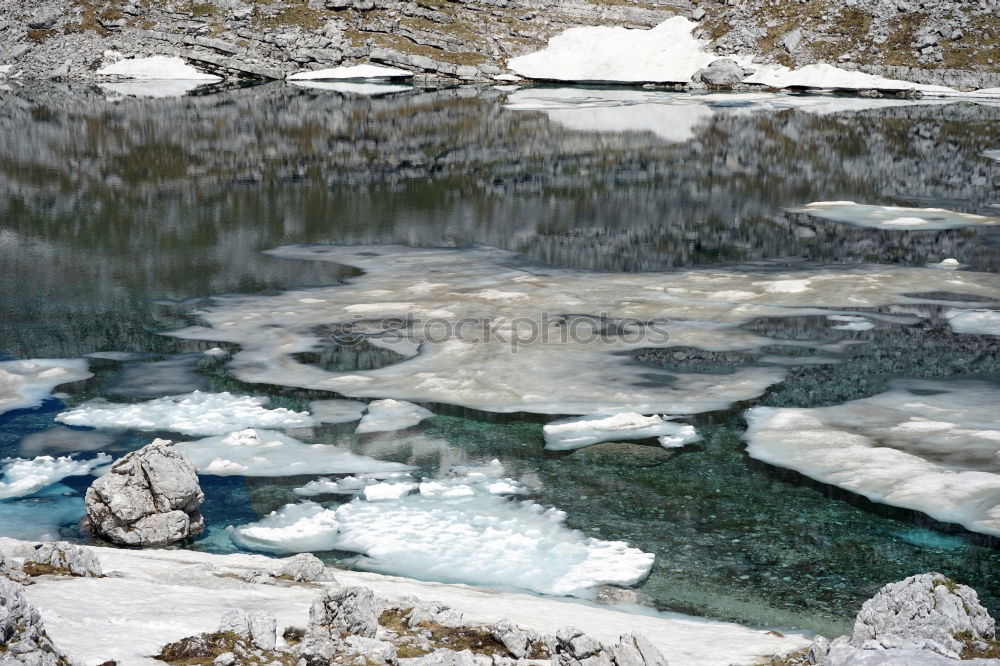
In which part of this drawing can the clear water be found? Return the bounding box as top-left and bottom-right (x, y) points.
(2, 82), (999, 638)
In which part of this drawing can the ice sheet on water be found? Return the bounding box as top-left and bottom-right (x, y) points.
(543, 412), (699, 450)
(744, 379), (1000, 537)
(0, 359), (92, 417)
(289, 81), (412, 96)
(0, 454), (112, 500)
(790, 201), (1000, 231)
(295, 472), (416, 496)
(945, 309), (1000, 336)
(17, 427), (115, 458)
(176, 428), (413, 476)
(168, 244), (1000, 416)
(356, 399), (434, 433)
(308, 399), (367, 424)
(109, 354), (209, 398)
(232, 461), (649, 595)
(826, 315), (875, 331)
(288, 64), (413, 80)
(55, 391), (316, 435)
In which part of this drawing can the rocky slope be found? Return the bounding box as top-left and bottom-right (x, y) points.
(0, 0), (997, 86)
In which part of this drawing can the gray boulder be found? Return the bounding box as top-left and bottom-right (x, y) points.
(308, 585), (379, 639)
(0, 552), (29, 584)
(490, 619), (533, 659)
(553, 627), (613, 666)
(218, 609), (277, 651)
(26, 7), (60, 30)
(277, 552), (333, 582)
(850, 573), (995, 659)
(17, 542), (102, 578)
(84, 439), (205, 547)
(827, 645), (992, 665)
(698, 58), (747, 87)
(609, 634), (667, 666)
(0, 577), (69, 665)
(398, 649), (478, 666)
(406, 601), (465, 629)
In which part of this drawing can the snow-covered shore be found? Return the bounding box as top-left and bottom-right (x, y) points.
(0, 537), (810, 666)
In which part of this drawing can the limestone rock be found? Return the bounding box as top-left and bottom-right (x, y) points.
(0, 577), (70, 665)
(0, 552), (29, 584)
(398, 648), (478, 666)
(609, 633), (667, 666)
(553, 627), (612, 666)
(218, 609), (277, 651)
(406, 601), (465, 629)
(17, 541), (102, 577)
(490, 619), (532, 659)
(850, 573), (995, 659)
(308, 585), (379, 639)
(827, 645), (977, 665)
(698, 58), (747, 86)
(84, 439), (205, 547)
(277, 552), (333, 582)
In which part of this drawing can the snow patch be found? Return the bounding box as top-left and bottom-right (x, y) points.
(543, 412), (699, 450)
(96, 55), (221, 81)
(176, 428), (413, 476)
(745, 63), (954, 93)
(55, 391), (316, 436)
(0, 359), (92, 417)
(744, 379), (1000, 537)
(356, 399), (434, 433)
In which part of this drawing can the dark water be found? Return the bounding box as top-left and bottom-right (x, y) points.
(1, 81), (1000, 637)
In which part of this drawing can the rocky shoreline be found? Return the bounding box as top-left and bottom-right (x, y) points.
(0, 0), (998, 89)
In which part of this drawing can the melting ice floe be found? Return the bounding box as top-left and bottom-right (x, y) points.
(168, 244), (1000, 416)
(356, 399), (433, 434)
(55, 391), (316, 436)
(0, 359), (92, 417)
(308, 399), (367, 424)
(945, 309), (1000, 336)
(790, 201), (1000, 231)
(0, 486), (85, 541)
(543, 413), (699, 451)
(289, 81), (412, 96)
(294, 472), (416, 496)
(176, 429), (413, 476)
(0, 454), (112, 500)
(96, 55), (222, 81)
(233, 462), (652, 596)
(826, 315), (875, 332)
(744, 379), (1000, 537)
(287, 64), (413, 80)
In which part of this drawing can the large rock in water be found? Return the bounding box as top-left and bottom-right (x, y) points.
(85, 439), (205, 546)
(850, 573), (995, 659)
(0, 577), (70, 665)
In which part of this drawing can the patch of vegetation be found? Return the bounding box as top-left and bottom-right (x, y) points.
(27, 28), (57, 43)
(179, 1), (216, 17)
(253, 2), (327, 31)
(933, 576), (959, 594)
(757, 648), (810, 666)
(155, 631), (296, 666)
(22, 562), (74, 577)
(377, 609), (548, 660)
(955, 630), (1000, 659)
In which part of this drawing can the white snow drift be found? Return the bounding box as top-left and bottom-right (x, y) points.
(175, 428), (413, 476)
(0, 358), (92, 417)
(744, 379), (1000, 537)
(543, 413), (699, 450)
(355, 399), (434, 433)
(791, 201), (1000, 231)
(168, 243), (1000, 416)
(96, 55), (221, 81)
(0, 454), (111, 500)
(55, 391), (316, 436)
(232, 463), (650, 596)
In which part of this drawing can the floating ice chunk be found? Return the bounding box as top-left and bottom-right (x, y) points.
(744, 379), (1000, 537)
(362, 481), (417, 500)
(55, 391), (316, 436)
(96, 55), (221, 81)
(176, 428), (413, 476)
(826, 315), (875, 331)
(288, 64), (413, 80)
(98, 80), (211, 98)
(0, 359), (92, 417)
(509, 17), (736, 83)
(944, 309), (1000, 336)
(168, 244), (1000, 416)
(543, 413), (699, 451)
(309, 399), (367, 424)
(745, 63), (955, 93)
(356, 399), (433, 434)
(790, 201), (1000, 231)
(936, 258), (962, 269)
(232, 469), (653, 595)
(983, 149), (1000, 162)
(290, 81), (412, 96)
(0, 454), (112, 500)
(295, 472), (414, 496)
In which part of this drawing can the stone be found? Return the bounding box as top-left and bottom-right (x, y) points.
(0, 577), (70, 665)
(407, 601), (465, 629)
(691, 7), (706, 20)
(277, 553), (333, 582)
(85, 439), (205, 547)
(609, 633), (667, 666)
(398, 648), (478, 666)
(698, 58), (746, 86)
(213, 653), (237, 666)
(850, 573), (995, 659)
(490, 619), (532, 659)
(17, 542), (102, 577)
(826, 646), (969, 665)
(26, 7), (60, 30)
(782, 28), (804, 53)
(0, 552), (29, 584)
(308, 585), (379, 639)
(344, 635), (398, 663)
(218, 609), (278, 651)
(806, 635), (830, 664)
(553, 627), (613, 666)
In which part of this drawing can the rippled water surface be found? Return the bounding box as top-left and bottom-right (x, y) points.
(1, 82), (999, 638)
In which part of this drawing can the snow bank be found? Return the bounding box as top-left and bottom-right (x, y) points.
(308, 398), (367, 424)
(745, 63), (954, 93)
(1, 538), (809, 666)
(96, 55), (221, 81)
(356, 399), (433, 433)
(176, 428), (413, 476)
(543, 413), (699, 450)
(744, 379), (1000, 537)
(168, 243), (1000, 416)
(0, 454), (111, 500)
(288, 64), (413, 80)
(945, 309), (1000, 336)
(55, 391), (316, 436)
(232, 463), (651, 596)
(791, 201), (1000, 230)
(0, 359), (92, 417)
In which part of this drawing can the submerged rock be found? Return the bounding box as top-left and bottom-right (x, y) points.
(0, 577), (70, 665)
(84, 438), (205, 547)
(17, 541), (102, 578)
